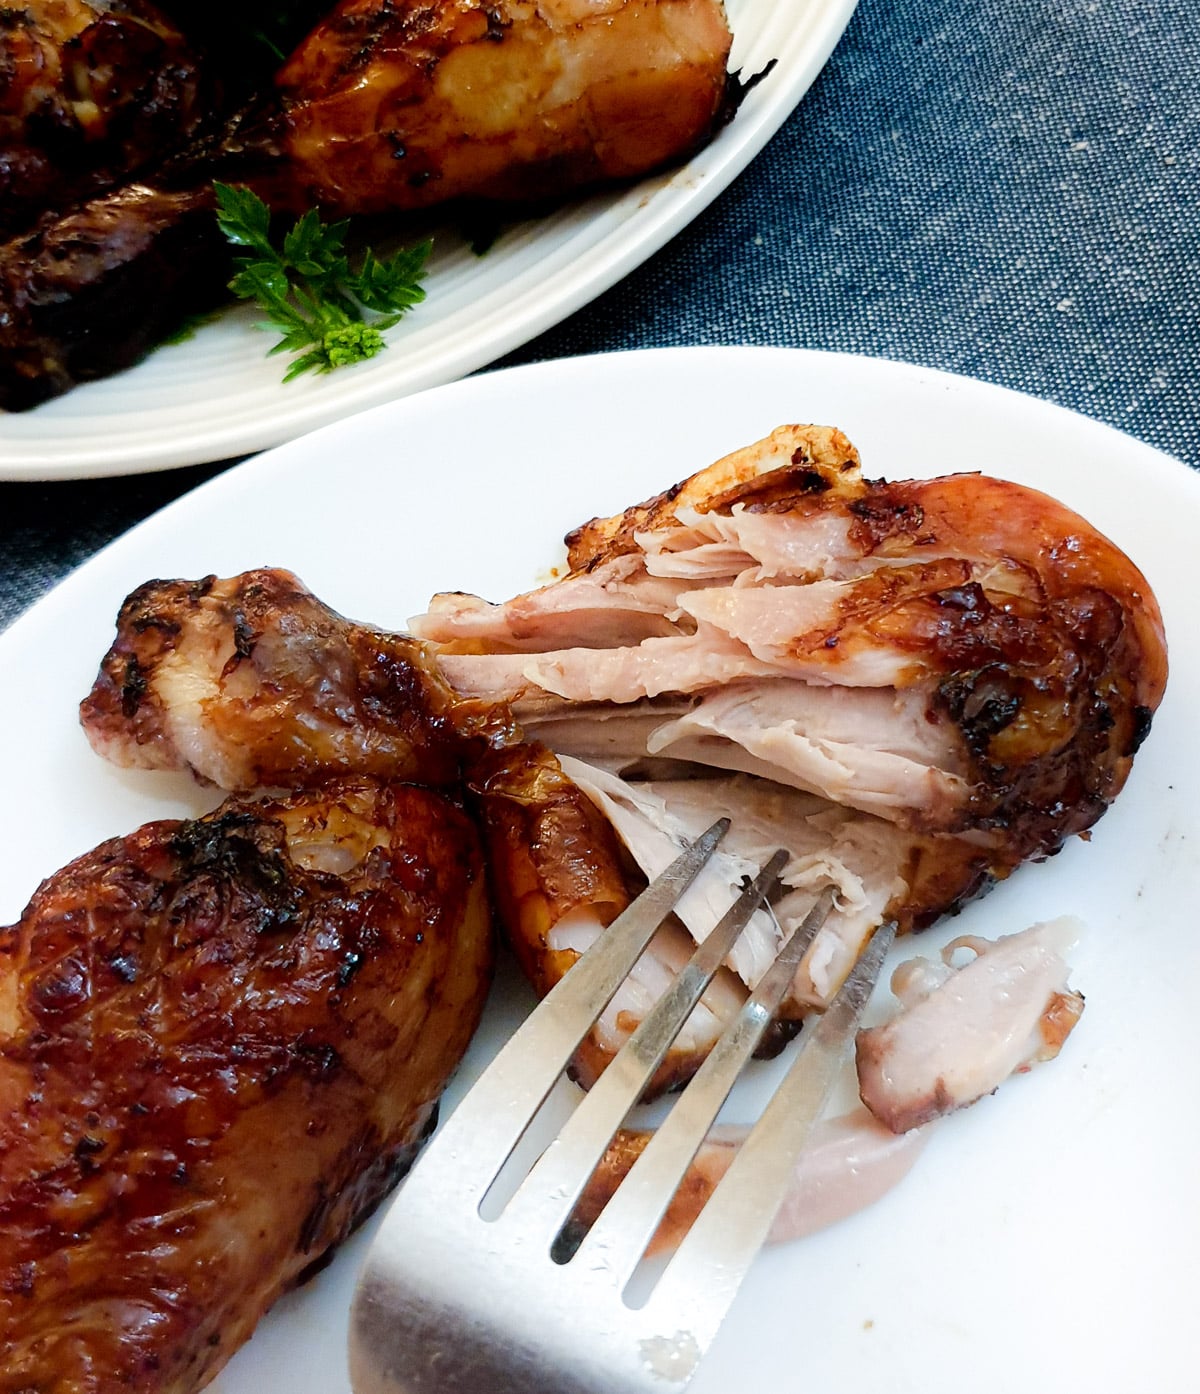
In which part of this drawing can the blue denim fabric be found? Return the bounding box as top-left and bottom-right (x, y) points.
(1, 0), (1197, 627)
(505, 0), (1200, 467)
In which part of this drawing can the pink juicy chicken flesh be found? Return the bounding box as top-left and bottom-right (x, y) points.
(410, 423), (1166, 1075)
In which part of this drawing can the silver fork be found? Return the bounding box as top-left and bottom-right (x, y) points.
(349, 819), (896, 1394)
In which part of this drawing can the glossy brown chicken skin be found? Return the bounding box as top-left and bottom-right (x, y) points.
(0, 184), (232, 411)
(0, 0), (208, 239)
(829, 470), (1166, 845)
(468, 741), (656, 1087)
(253, 0), (735, 215)
(0, 777), (493, 1394)
(80, 568), (517, 790)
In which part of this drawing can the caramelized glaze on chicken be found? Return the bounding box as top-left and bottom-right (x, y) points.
(0, 184), (232, 411)
(256, 0), (735, 215)
(1, 0), (739, 407)
(80, 568), (517, 790)
(0, 777), (492, 1394)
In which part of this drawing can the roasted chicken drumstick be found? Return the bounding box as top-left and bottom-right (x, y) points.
(78, 418), (1166, 1095)
(410, 423), (1167, 1073)
(80, 568), (517, 789)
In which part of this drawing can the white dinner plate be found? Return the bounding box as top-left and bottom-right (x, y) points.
(2, 347), (1196, 1392)
(0, 0), (859, 482)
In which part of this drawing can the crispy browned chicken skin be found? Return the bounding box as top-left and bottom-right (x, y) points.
(0, 777), (493, 1394)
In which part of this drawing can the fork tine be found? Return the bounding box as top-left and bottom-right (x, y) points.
(418, 818), (730, 1200)
(572, 886), (838, 1286)
(499, 848), (790, 1245)
(642, 920), (898, 1341)
(351, 839), (900, 1394)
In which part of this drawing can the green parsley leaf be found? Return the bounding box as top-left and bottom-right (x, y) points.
(213, 182), (431, 381)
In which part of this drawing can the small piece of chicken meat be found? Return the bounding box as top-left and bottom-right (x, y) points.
(566, 920), (1083, 1256)
(856, 918), (1086, 1133)
(251, 0), (736, 216)
(80, 568), (518, 790)
(0, 776), (493, 1394)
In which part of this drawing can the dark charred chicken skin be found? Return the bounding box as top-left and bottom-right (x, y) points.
(0, 184), (232, 411)
(0, 0), (736, 408)
(0, 0), (209, 240)
(80, 568), (518, 789)
(0, 777), (493, 1394)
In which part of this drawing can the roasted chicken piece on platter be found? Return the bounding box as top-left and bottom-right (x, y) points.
(11, 420), (1156, 1386)
(255, 0), (736, 215)
(0, 0), (738, 409)
(0, 0), (209, 240)
(0, 185), (234, 412)
(0, 776), (492, 1394)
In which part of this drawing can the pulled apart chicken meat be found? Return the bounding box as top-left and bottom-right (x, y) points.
(0, 777), (492, 1394)
(75, 424), (1166, 1098)
(411, 423), (1166, 1073)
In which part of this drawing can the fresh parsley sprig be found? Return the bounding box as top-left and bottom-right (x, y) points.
(213, 182), (431, 381)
